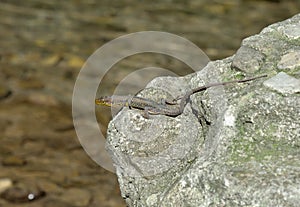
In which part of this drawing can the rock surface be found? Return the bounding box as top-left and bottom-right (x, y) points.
(107, 14), (300, 206)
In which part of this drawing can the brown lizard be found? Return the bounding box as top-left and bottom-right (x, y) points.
(95, 74), (267, 118)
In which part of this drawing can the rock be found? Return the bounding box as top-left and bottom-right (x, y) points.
(2, 155), (27, 166)
(37, 180), (63, 194)
(279, 23), (300, 40)
(232, 46), (265, 72)
(26, 92), (59, 106)
(263, 72), (300, 94)
(106, 14), (300, 206)
(0, 178), (12, 194)
(66, 55), (85, 68)
(41, 54), (63, 66)
(0, 83), (12, 100)
(0, 181), (46, 203)
(277, 50), (300, 70)
(17, 77), (45, 90)
(43, 199), (71, 207)
(59, 188), (91, 207)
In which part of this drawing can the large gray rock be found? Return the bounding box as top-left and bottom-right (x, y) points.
(106, 14), (300, 207)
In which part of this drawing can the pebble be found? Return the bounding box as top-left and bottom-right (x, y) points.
(17, 77), (45, 90)
(0, 83), (12, 100)
(0, 181), (46, 203)
(37, 180), (63, 194)
(263, 72), (300, 95)
(41, 54), (63, 66)
(26, 92), (59, 106)
(59, 188), (91, 207)
(2, 155), (27, 166)
(0, 178), (12, 194)
(66, 55), (85, 68)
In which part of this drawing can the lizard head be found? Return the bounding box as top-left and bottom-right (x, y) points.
(95, 96), (113, 106)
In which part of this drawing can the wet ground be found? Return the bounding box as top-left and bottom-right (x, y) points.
(0, 0), (299, 206)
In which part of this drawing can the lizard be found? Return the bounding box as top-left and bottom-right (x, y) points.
(95, 74), (267, 118)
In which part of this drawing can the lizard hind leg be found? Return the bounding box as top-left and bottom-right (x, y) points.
(165, 96), (182, 105)
(142, 106), (162, 119)
(141, 108), (151, 119)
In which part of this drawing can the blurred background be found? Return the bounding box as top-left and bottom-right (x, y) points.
(0, 0), (299, 206)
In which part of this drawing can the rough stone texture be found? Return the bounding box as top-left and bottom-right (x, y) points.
(277, 50), (300, 70)
(264, 72), (300, 94)
(232, 46), (265, 72)
(106, 14), (300, 207)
